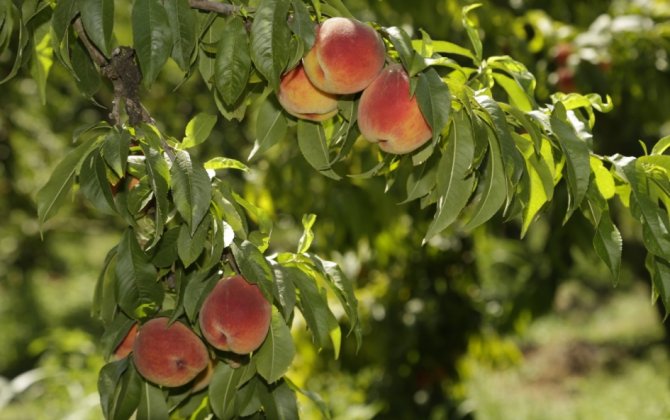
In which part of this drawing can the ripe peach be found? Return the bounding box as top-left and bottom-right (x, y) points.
(199, 275), (271, 355)
(277, 64), (339, 121)
(190, 358), (216, 393)
(132, 317), (209, 388)
(357, 64), (433, 154)
(112, 323), (138, 360)
(303, 17), (385, 94)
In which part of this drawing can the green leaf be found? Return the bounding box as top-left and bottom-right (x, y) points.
(647, 254), (670, 316)
(249, 99), (287, 160)
(462, 3), (483, 62)
(36, 134), (100, 226)
(150, 227), (180, 268)
(115, 228), (163, 319)
(132, 0), (173, 86)
(271, 264), (297, 321)
(258, 380), (299, 420)
(297, 119), (341, 180)
(231, 240), (275, 300)
(488, 56), (536, 112)
(425, 112), (475, 240)
(416, 67), (452, 145)
(400, 154), (439, 204)
(590, 156), (615, 200)
(101, 128), (130, 178)
(256, 308), (296, 383)
(551, 102), (591, 220)
(171, 149), (213, 234)
(71, 36), (102, 97)
(0, 5), (29, 85)
(29, 20), (53, 105)
(92, 247), (118, 324)
(250, 0), (291, 90)
(515, 134), (554, 236)
(98, 359), (128, 420)
(77, 0), (114, 56)
(216, 16), (252, 106)
(291, 268), (340, 354)
(384, 26), (414, 71)
(137, 381), (169, 420)
(464, 120), (507, 230)
(204, 157), (249, 172)
(164, 0), (197, 71)
(182, 112), (218, 149)
(208, 362), (244, 420)
(593, 208), (622, 280)
(177, 217), (211, 268)
(297, 213), (316, 254)
(51, 0), (78, 44)
(80, 148), (116, 215)
(289, 0), (315, 48)
(183, 270), (219, 323)
(139, 143), (171, 244)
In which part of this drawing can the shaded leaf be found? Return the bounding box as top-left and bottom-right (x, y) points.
(216, 16), (251, 106)
(297, 119), (341, 180)
(77, 0), (113, 56)
(164, 0), (197, 71)
(132, 0), (173, 86)
(250, 0), (291, 90)
(171, 149), (212, 234)
(256, 308), (296, 383)
(416, 67), (452, 145)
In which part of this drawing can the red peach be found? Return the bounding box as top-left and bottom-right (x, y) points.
(112, 323), (138, 360)
(303, 17), (386, 94)
(199, 275), (271, 355)
(357, 64), (433, 154)
(132, 317), (209, 388)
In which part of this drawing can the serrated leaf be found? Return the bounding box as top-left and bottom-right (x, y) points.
(132, 0), (173, 86)
(297, 119), (341, 180)
(171, 149), (212, 233)
(249, 99), (287, 160)
(256, 308), (296, 383)
(101, 128), (130, 178)
(182, 112), (217, 148)
(647, 254), (670, 316)
(515, 134), (554, 236)
(551, 102), (591, 220)
(416, 67), (451, 145)
(37, 135), (100, 226)
(250, 0), (291, 90)
(464, 121), (507, 230)
(215, 16), (251, 106)
(77, 0), (114, 56)
(164, 0), (197, 71)
(115, 228), (163, 319)
(425, 112), (475, 240)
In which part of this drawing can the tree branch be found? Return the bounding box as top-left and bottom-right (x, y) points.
(188, 0), (242, 15)
(72, 18), (107, 68)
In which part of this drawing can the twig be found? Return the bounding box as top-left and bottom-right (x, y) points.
(188, 0), (242, 15)
(224, 248), (242, 275)
(72, 18), (108, 68)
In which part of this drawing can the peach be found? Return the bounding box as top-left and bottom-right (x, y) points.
(112, 323), (138, 360)
(357, 64), (433, 154)
(303, 17), (385, 94)
(199, 275), (271, 355)
(190, 358), (216, 393)
(277, 64), (339, 121)
(132, 317), (209, 388)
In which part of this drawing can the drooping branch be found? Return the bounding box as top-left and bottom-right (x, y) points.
(188, 0), (242, 15)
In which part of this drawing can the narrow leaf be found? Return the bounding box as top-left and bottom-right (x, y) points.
(216, 16), (251, 106)
(77, 0), (113, 56)
(256, 308), (296, 383)
(416, 67), (452, 145)
(171, 149), (212, 233)
(297, 119), (341, 180)
(132, 0), (173, 86)
(164, 0), (197, 71)
(249, 99), (287, 160)
(250, 0), (291, 90)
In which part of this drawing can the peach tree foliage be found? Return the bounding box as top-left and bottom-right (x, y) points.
(1, 0), (669, 418)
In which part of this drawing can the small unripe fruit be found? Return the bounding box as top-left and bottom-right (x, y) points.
(358, 64), (433, 154)
(303, 17), (386, 94)
(277, 64), (339, 121)
(199, 275), (271, 355)
(132, 317), (209, 388)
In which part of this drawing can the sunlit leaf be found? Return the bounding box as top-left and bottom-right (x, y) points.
(256, 308), (296, 383)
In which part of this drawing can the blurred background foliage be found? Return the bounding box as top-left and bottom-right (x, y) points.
(1, 0), (670, 419)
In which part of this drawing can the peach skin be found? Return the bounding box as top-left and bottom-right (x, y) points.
(277, 64), (339, 121)
(132, 317), (209, 388)
(357, 64), (433, 154)
(303, 17), (385, 94)
(112, 323), (138, 360)
(199, 275), (271, 355)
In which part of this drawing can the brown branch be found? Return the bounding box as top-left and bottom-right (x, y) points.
(72, 18), (108, 68)
(188, 0), (242, 15)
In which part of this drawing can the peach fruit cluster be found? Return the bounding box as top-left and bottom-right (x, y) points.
(112, 275), (271, 389)
(277, 17), (433, 155)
